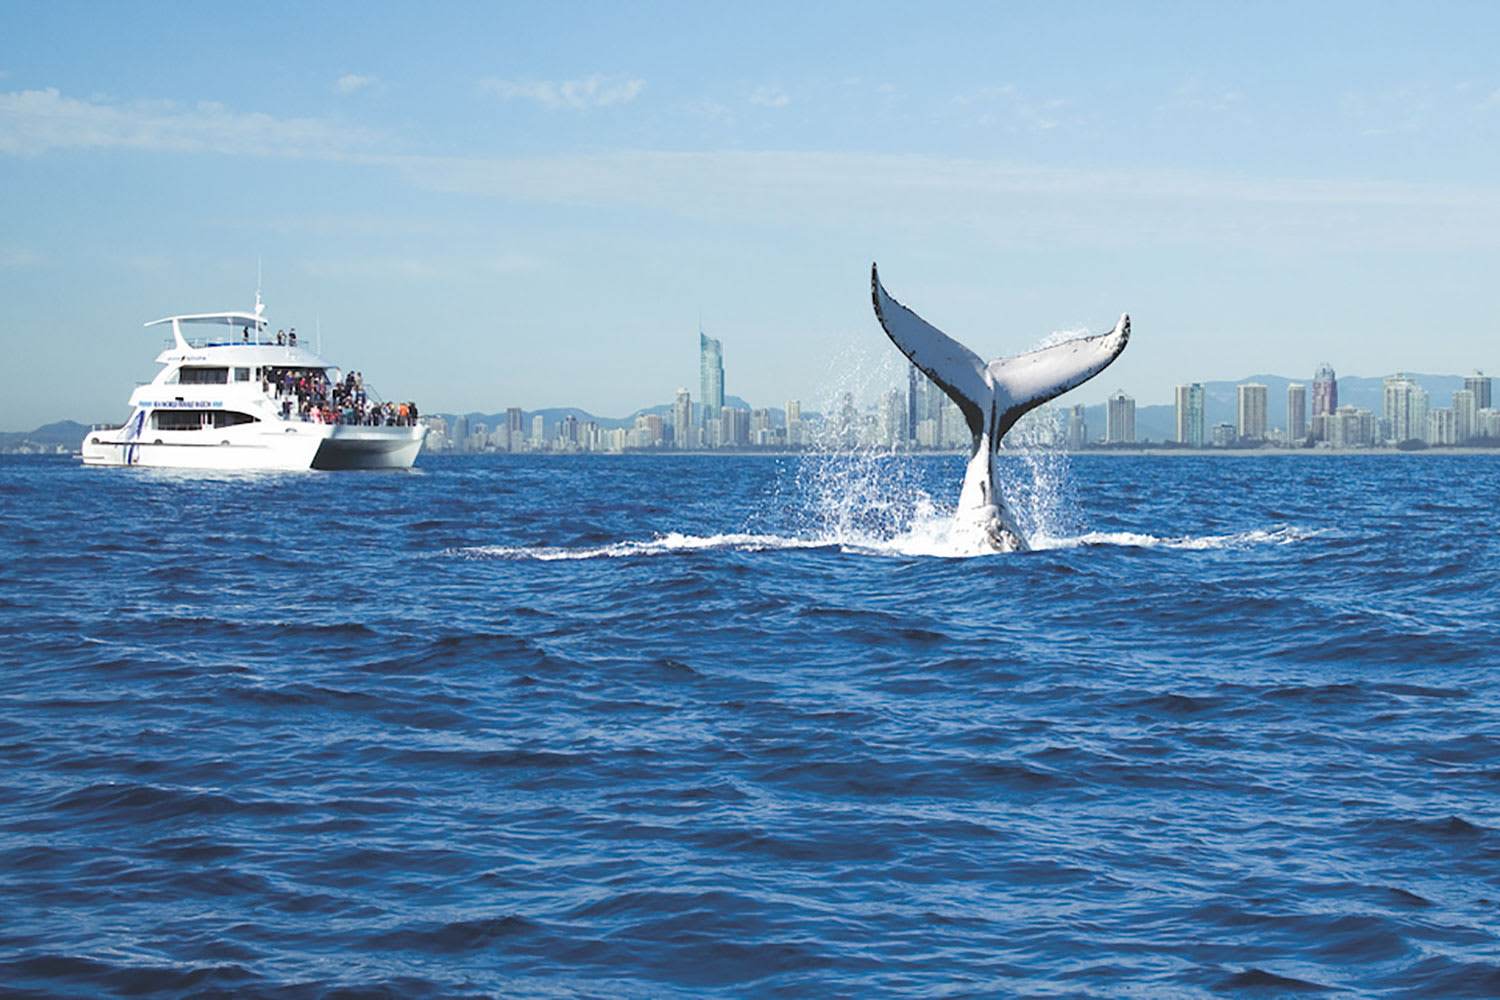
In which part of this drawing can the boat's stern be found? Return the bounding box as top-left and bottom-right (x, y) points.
(311, 424), (426, 470)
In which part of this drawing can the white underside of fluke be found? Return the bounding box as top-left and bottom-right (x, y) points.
(871, 264), (1130, 552)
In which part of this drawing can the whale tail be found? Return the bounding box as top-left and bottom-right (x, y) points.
(870, 263), (1129, 447)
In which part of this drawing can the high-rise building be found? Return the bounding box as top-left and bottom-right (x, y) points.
(785, 399), (803, 447)
(1068, 403), (1088, 450)
(453, 414), (470, 451)
(720, 406), (750, 447)
(1287, 382), (1307, 444)
(881, 388), (906, 447)
(1428, 408), (1457, 446)
(1477, 408), (1500, 440)
(531, 414), (544, 447)
(906, 365), (941, 445)
(1237, 383), (1268, 442)
(699, 332), (724, 432)
(1383, 374), (1428, 444)
(1328, 406), (1376, 448)
(673, 389), (693, 449)
(1312, 363), (1338, 417)
(1465, 371), (1492, 411)
(1106, 391), (1135, 444)
(1453, 389), (1477, 444)
(506, 407), (524, 453)
(1174, 383), (1206, 447)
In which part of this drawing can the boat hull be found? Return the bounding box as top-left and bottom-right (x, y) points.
(81, 423), (425, 471)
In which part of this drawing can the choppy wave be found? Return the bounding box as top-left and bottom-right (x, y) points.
(4, 451), (1500, 999)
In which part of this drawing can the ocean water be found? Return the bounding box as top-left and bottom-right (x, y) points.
(2, 450), (1499, 999)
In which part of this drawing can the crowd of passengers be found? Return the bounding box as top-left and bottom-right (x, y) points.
(261, 367), (419, 426)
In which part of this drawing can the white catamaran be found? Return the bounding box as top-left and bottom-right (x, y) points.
(81, 296), (426, 470)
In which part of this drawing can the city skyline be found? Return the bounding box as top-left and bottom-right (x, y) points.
(420, 339), (1498, 453)
(7, 4), (1500, 430)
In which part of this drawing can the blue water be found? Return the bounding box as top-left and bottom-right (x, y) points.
(3, 451), (1499, 998)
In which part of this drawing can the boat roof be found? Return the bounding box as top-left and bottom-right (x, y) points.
(146, 311), (269, 329)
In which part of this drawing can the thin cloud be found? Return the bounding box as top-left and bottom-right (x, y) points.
(476, 73), (645, 109)
(335, 74), (383, 95)
(0, 88), (381, 157)
(748, 86), (789, 108)
(393, 149), (1500, 251)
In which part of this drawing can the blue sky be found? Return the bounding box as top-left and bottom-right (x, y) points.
(4, 1), (1500, 429)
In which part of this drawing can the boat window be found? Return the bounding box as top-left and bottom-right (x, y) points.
(154, 410), (207, 431)
(212, 411), (258, 428)
(234, 367), (251, 382)
(179, 367), (229, 384)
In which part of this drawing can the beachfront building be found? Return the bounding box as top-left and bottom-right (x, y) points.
(1327, 406), (1376, 448)
(1312, 364), (1338, 417)
(1428, 408), (1457, 446)
(1383, 374), (1428, 445)
(1287, 383), (1307, 444)
(1067, 403), (1087, 451)
(1465, 372), (1492, 411)
(673, 389), (693, 449)
(1237, 383), (1268, 444)
(1175, 383), (1206, 447)
(699, 332), (724, 436)
(1107, 391), (1135, 444)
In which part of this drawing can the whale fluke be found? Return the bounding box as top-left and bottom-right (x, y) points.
(871, 264), (1129, 551)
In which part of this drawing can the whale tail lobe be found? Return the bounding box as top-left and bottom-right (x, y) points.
(871, 264), (1129, 446)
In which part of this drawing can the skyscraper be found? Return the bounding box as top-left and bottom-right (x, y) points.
(1383, 374), (1427, 444)
(1237, 383), (1268, 442)
(506, 407), (524, 453)
(1453, 389), (1477, 444)
(1106, 391), (1135, 444)
(785, 399), (803, 447)
(1312, 363), (1338, 417)
(1287, 383), (1307, 444)
(1174, 383), (1206, 447)
(880, 389), (905, 448)
(720, 407), (750, 447)
(1067, 403), (1087, 450)
(673, 388), (693, 449)
(1464, 371), (1492, 411)
(699, 332), (724, 432)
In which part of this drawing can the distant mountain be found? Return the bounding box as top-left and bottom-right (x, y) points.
(0, 420), (90, 452)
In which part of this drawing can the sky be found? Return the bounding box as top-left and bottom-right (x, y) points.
(4, 0), (1500, 430)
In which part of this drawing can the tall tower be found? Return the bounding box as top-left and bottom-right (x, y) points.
(1175, 383), (1206, 447)
(1237, 384), (1268, 442)
(1287, 383), (1307, 443)
(674, 388), (693, 449)
(1312, 364), (1338, 417)
(1106, 391), (1135, 444)
(699, 332), (724, 431)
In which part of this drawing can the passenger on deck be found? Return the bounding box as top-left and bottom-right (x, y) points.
(288, 328), (297, 347)
(277, 330), (286, 345)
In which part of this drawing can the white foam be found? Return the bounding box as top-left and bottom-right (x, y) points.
(448, 523), (1315, 562)
(450, 532), (832, 562)
(1030, 525), (1317, 551)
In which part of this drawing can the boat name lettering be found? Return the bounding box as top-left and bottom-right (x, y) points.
(143, 400), (224, 408)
